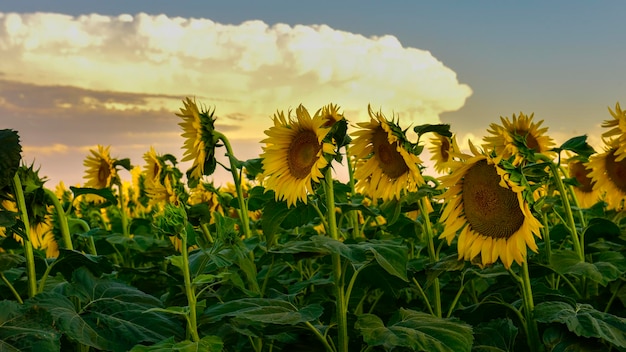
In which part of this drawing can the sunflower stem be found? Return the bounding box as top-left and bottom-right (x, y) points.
(549, 163), (584, 261)
(1, 272), (23, 304)
(215, 132), (252, 240)
(324, 167), (348, 352)
(43, 188), (74, 250)
(117, 184), (130, 237)
(346, 151), (361, 239)
(180, 222), (200, 342)
(520, 260), (541, 352)
(12, 173), (38, 299)
(418, 197), (441, 318)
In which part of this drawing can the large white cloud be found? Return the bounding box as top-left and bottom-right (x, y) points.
(0, 12), (471, 136)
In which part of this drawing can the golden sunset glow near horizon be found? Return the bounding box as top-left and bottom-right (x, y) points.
(2, 2), (625, 187)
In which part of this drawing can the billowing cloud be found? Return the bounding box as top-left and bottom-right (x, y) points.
(0, 11), (471, 185)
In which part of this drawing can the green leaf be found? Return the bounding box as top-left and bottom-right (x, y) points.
(355, 308), (473, 352)
(413, 124), (452, 138)
(113, 158), (133, 171)
(30, 268), (184, 351)
(130, 336), (224, 352)
(203, 298), (323, 325)
(0, 129), (22, 189)
(555, 135), (595, 158)
(48, 249), (114, 281)
(0, 300), (60, 352)
(583, 217), (622, 244)
(0, 253), (25, 272)
(473, 318), (518, 352)
(352, 240), (408, 281)
(535, 301), (626, 348)
(70, 186), (118, 206)
(549, 250), (625, 285)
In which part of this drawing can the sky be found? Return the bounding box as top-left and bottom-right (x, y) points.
(1, 1), (625, 187)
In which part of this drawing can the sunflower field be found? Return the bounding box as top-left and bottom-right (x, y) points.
(1, 99), (626, 352)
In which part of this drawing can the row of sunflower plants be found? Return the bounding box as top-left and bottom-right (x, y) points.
(1, 99), (626, 352)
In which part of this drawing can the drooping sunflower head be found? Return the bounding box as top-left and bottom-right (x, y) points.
(143, 146), (163, 188)
(438, 146), (542, 269)
(483, 112), (555, 165)
(566, 158), (602, 208)
(261, 104), (335, 207)
(429, 133), (460, 173)
(177, 97), (218, 188)
(320, 103), (344, 128)
(587, 139), (626, 211)
(83, 145), (117, 189)
(601, 102), (626, 160)
(350, 105), (424, 201)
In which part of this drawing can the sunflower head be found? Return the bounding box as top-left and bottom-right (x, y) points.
(319, 103), (351, 157)
(483, 112), (555, 165)
(429, 133), (460, 173)
(261, 104), (335, 207)
(350, 105), (424, 201)
(587, 139), (626, 211)
(143, 146), (164, 187)
(438, 145), (542, 269)
(566, 158), (601, 208)
(601, 102), (626, 160)
(177, 97), (219, 188)
(83, 145), (117, 189)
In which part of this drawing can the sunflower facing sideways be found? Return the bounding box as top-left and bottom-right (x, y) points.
(177, 97), (218, 186)
(566, 158), (602, 208)
(587, 138), (626, 211)
(439, 142), (542, 269)
(601, 102), (626, 159)
(83, 145), (117, 189)
(350, 105), (424, 202)
(483, 112), (555, 165)
(261, 105), (335, 207)
(429, 133), (460, 174)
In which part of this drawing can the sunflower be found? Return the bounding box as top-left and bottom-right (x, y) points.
(177, 97), (218, 186)
(143, 147), (162, 187)
(429, 133), (460, 173)
(261, 105), (335, 207)
(83, 145), (116, 189)
(320, 103), (344, 128)
(587, 139), (626, 211)
(146, 175), (179, 207)
(601, 102), (626, 160)
(350, 105), (424, 201)
(567, 159), (601, 208)
(483, 112), (555, 165)
(439, 143), (542, 269)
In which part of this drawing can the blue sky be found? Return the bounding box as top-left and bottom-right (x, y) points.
(2, 1), (625, 186)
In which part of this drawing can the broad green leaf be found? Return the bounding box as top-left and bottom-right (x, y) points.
(583, 217), (622, 245)
(203, 298), (323, 325)
(48, 249), (113, 281)
(542, 325), (606, 352)
(355, 308), (473, 352)
(0, 253), (24, 272)
(555, 135), (595, 158)
(473, 318), (518, 352)
(413, 124), (452, 138)
(70, 186), (118, 206)
(129, 336), (223, 352)
(352, 240), (408, 281)
(535, 301), (626, 348)
(549, 250), (625, 285)
(31, 268), (184, 351)
(0, 300), (60, 352)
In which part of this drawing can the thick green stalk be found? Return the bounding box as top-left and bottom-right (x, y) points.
(43, 188), (73, 250)
(520, 261), (540, 352)
(180, 226), (200, 342)
(324, 168), (348, 352)
(117, 184), (130, 237)
(549, 163), (583, 261)
(12, 174), (37, 298)
(418, 197), (441, 318)
(346, 150), (361, 239)
(1, 272), (23, 304)
(215, 132), (252, 239)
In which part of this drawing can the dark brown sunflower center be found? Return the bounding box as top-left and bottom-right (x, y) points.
(462, 160), (525, 239)
(569, 161), (595, 193)
(518, 129), (539, 151)
(98, 162), (111, 184)
(440, 138), (451, 162)
(372, 128), (410, 179)
(606, 149), (626, 193)
(287, 130), (321, 179)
